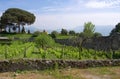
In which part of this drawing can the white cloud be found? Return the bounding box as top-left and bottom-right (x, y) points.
(32, 12), (120, 30)
(85, 0), (120, 8)
(86, 1), (108, 8)
(40, 6), (78, 13)
(28, 0), (120, 14)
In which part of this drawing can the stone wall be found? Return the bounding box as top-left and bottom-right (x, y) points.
(55, 33), (120, 51)
(0, 59), (120, 72)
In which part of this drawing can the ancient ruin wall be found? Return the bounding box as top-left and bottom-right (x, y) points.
(0, 59), (120, 72)
(55, 34), (120, 51)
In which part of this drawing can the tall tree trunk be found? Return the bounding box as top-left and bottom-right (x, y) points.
(21, 26), (25, 33)
(8, 26), (11, 33)
(18, 25), (20, 33)
(0, 28), (2, 32)
(4, 26), (7, 32)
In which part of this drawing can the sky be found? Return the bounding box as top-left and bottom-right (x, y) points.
(0, 0), (120, 35)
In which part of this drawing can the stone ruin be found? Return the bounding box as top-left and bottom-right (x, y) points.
(55, 33), (120, 51)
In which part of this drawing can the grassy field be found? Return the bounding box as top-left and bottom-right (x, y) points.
(56, 34), (76, 39)
(0, 42), (115, 60)
(0, 66), (120, 79)
(0, 33), (32, 39)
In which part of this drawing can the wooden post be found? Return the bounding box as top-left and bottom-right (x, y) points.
(60, 45), (65, 59)
(4, 45), (7, 59)
(24, 46), (27, 58)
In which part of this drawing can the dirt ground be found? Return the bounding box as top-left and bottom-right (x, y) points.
(0, 66), (120, 79)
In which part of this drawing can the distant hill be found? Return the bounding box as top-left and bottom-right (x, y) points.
(25, 25), (114, 36)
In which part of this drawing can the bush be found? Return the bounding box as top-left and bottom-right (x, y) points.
(94, 32), (102, 37)
(32, 31), (41, 37)
(35, 34), (55, 48)
(61, 29), (68, 35)
(79, 32), (84, 37)
(110, 23), (120, 35)
(50, 31), (59, 38)
(69, 30), (75, 35)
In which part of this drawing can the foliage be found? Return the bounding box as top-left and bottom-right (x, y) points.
(83, 22), (95, 38)
(21, 26), (26, 33)
(0, 41), (119, 60)
(50, 31), (59, 38)
(12, 26), (17, 32)
(110, 23), (120, 35)
(0, 8), (35, 33)
(61, 29), (68, 35)
(35, 34), (55, 48)
(0, 32), (119, 60)
(32, 31), (41, 37)
(56, 35), (75, 39)
(69, 30), (75, 35)
(79, 32), (84, 37)
(94, 32), (102, 37)
(43, 30), (48, 34)
(75, 33), (80, 36)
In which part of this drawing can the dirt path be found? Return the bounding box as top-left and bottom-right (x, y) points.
(0, 67), (120, 79)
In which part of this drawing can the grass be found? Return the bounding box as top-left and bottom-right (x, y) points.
(0, 33), (75, 39)
(0, 41), (119, 60)
(0, 66), (120, 79)
(56, 34), (76, 39)
(0, 33), (32, 39)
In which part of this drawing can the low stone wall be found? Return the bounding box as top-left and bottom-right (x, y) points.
(55, 33), (120, 51)
(0, 59), (120, 72)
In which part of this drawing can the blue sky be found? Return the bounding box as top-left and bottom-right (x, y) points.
(0, 0), (120, 35)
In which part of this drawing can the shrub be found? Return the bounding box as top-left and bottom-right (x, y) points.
(61, 29), (68, 35)
(94, 32), (102, 37)
(35, 34), (55, 48)
(50, 31), (59, 38)
(69, 30), (75, 35)
(32, 31), (41, 37)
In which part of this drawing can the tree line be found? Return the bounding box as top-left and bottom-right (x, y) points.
(0, 8), (120, 36)
(50, 22), (102, 39)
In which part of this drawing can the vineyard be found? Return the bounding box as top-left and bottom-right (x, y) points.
(0, 40), (120, 60)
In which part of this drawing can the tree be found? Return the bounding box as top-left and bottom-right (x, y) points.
(94, 32), (102, 37)
(32, 31), (41, 37)
(83, 22), (95, 38)
(51, 30), (59, 38)
(115, 23), (120, 32)
(79, 32), (84, 37)
(69, 30), (75, 35)
(0, 20), (3, 32)
(110, 23), (120, 35)
(0, 8), (35, 33)
(35, 34), (55, 48)
(12, 26), (17, 33)
(21, 26), (26, 33)
(0, 18), (1, 31)
(28, 30), (31, 34)
(61, 28), (68, 35)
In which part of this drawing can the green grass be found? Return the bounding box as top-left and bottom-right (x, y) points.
(0, 33), (32, 39)
(0, 33), (119, 60)
(0, 41), (119, 60)
(87, 67), (117, 75)
(56, 34), (76, 39)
